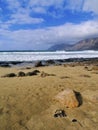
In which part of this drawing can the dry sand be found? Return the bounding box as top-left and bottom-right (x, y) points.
(0, 64), (98, 130)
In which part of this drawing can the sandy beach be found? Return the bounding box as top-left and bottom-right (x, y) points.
(0, 62), (98, 130)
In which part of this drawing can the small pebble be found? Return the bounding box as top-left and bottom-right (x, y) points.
(72, 119), (77, 122)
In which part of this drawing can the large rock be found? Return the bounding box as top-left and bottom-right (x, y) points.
(55, 89), (79, 108)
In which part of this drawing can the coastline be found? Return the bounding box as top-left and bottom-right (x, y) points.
(0, 57), (98, 68)
(0, 57), (98, 130)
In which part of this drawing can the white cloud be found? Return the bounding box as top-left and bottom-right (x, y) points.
(29, 0), (64, 8)
(0, 7), (2, 12)
(2, 0), (98, 27)
(9, 13), (44, 24)
(83, 0), (98, 14)
(0, 20), (98, 50)
(1, 0), (44, 26)
(66, 0), (98, 15)
(1, 0), (98, 50)
(4, 0), (98, 15)
(65, 0), (83, 11)
(31, 7), (46, 14)
(6, 0), (20, 10)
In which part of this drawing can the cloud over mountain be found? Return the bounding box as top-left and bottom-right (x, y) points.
(0, 0), (98, 50)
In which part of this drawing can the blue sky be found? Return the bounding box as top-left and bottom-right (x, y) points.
(0, 0), (98, 50)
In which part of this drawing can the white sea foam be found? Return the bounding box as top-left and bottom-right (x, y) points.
(0, 51), (98, 61)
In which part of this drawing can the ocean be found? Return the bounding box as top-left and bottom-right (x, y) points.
(0, 50), (98, 62)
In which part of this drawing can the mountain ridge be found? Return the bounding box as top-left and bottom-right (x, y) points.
(48, 37), (98, 51)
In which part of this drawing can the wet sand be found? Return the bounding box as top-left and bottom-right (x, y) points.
(0, 63), (98, 130)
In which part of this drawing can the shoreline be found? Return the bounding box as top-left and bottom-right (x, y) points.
(0, 57), (98, 67)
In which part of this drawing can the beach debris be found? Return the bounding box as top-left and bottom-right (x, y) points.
(41, 72), (50, 77)
(0, 107), (3, 114)
(84, 66), (92, 71)
(54, 109), (66, 118)
(72, 119), (77, 122)
(2, 73), (16, 77)
(45, 60), (55, 65)
(34, 61), (43, 67)
(55, 89), (79, 108)
(41, 71), (55, 77)
(26, 70), (40, 76)
(1, 70), (40, 78)
(18, 71), (25, 77)
(60, 76), (70, 79)
(25, 67), (31, 69)
(0, 63), (11, 67)
(79, 74), (91, 78)
(71, 119), (83, 127)
(92, 72), (98, 74)
(33, 70), (40, 73)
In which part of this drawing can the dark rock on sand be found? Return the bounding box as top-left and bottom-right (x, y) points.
(9, 61), (23, 65)
(40, 71), (50, 77)
(2, 73), (16, 77)
(18, 71), (25, 77)
(80, 74), (91, 78)
(41, 71), (55, 77)
(45, 60), (55, 65)
(33, 70), (40, 73)
(34, 61), (43, 67)
(25, 67), (31, 69)
(72, 119), (77, 122)
(26, 70), (40, 76)
(54, 109), (66, 118)
(0, 63), (11, 67)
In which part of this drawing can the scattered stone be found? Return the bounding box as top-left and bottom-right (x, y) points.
(41, 71), (49, 77)
(41, 71), (55, 77)
(34, 61), (43, 67)
(0, 107), (3, 114)
(45, 60), (55, 65)
(26, 71), (36, 76)
(25, 67), (31, 69)
(26, 70), (40, 76)
(9, 61), (22, 65)
(18, 71), (25, 77)
(72, 119), (77, 122)
(2, 73), (16, 77)
(84, 66), (88, 69)
(33, 70), (40, 73)
(55, 89), (79, 108)
(54, 109), (66, 118)
(80, 74), (91, 78)
(60, 76), (70, 79)
(92, 72), (98, 74)
(84, 66), (92, 71)
(0, 63), (11, 67)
